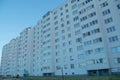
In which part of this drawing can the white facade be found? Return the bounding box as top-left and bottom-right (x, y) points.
(1, 0), (120, 77)
(1, 38), (19, 76)
(0, 66), (1, 75)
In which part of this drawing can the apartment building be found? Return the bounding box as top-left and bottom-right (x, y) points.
(1, 38), (19, 76)
(30, 21), (43, 76)
(0, 66), (1, 75)
(1, 0), (120, 77)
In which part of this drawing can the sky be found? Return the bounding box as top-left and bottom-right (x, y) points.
(0, 0), (66, 64)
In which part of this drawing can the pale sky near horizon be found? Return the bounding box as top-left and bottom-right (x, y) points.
(0, 0), (66, 65)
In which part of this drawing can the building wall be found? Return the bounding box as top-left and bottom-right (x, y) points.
(1, 0), (120, 76)
(18, 27), (32, 76)
(30, 20), (42, 76)
(1, 38), (19, 76)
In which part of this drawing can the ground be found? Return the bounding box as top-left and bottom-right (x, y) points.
(0, 75), (120, 80)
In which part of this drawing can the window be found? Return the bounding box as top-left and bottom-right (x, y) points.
(76, 38), (82, 43)
(78, 4), (94, 15)
(112, 46), (120, 53)
(102, 9), (111, 16)
(85, 0), (93, 4)
(61, 18), (64, 22)
(86, 4), (94, 11)
(91, 28), (100, 34)
(60, 7), (63, 10)
(70, 64), (74, 69)
(63, 49), (66, 54)
(60, 12), (63, 16)
(83, 31), (91, 37)
(82, 20), (98, 30)
(93, 37), (102, 44)
(64, 65), (68, 69)
(55, 32), (58, 36)
(62, 36), (65, 40)
(98, 58), (103, 63)
(70, 56), (74, 61)
(85, 50), (93, 55)
(68, 41), (72, 45)
(56, 66), (61, 70)
(88, 12), (96, 18)
(106, 26), (115, 33)
(79, 63), (86, 68)
(95, 47), (104, 53)
(71, 0), (76, 3)
(117, 4), (120, 9)
(84, 40), (92, 46)
(56, 58), (59, 62)
(92, 58), (104, 64)
(65, 4), (68, 7)
(104, 17), (113, 24)
(46, 17), (50, 21)
(75, 29), (81, 35)
(72, 10), (78, 15)
(54, 11), (57, 15)
(63, 42), (66, 46)
(78, 2), (85, 8)
(72, 4), (77, 9)
(73, 16), (79, 22)
(78, 54), (85, 59)
(90, 19), (98, 26)
(55, 26), (58, 30)
(56, 51), (59, 56)
(61, 30), (65, 33)
(82, 23), (89, 29)
(54, 21), (58, 25)
(55, 38), (59, 43)
(61, 23), (64, 27)
(74, 23), (80, 28)
(109, 36), (118, 42)
(68, 33), (71, 38)
(67, 27), (71, 31)
(67, 21), (70, 25)
(77, 45), (83, 51)
(114, 58), (120, 64)
(100, 1), (108, 8)
(69, 48), (73, 53)
(80, 16), (87, 22)
(66, 15), (69, 19)
(65, 9), (69, 13)
(55, 44), (60, 49)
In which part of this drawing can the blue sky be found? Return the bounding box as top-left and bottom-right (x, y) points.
(0, 0), (66, 64)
